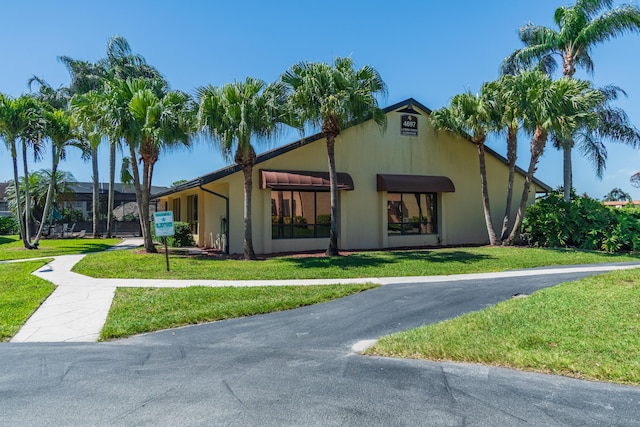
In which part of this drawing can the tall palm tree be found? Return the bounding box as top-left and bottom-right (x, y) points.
(0, 94), (46, 248)
(197, 77), (286, 260)
(129, 85), (195, 252)
(281, 57), (387, 256)
(70, 93), (104, 238)
(482, 76), (527, 241)
(563, 85), (640, 180)
(58, 57), (106, 236)
(98, 35), (167, 238)
(431, 90), (502, 245)
(602, 187), (632, 201)
(27, 78), (81, 244)
(502, 0), (640, 201)
(33, 109), (78, 245)
(505, 73), (606, 244)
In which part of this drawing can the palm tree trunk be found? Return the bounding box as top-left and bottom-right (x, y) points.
(500, 126), (517, 241)
(106, 140), (116, 238)
(140, 158), (156, 253)
(326, 135), (340, 256)
(506, 127), (547, 245)
(127, 141), (149, 251)
(21, 142), (33, 248)
(91, 146), (100, 238)
(563, 143), (572, 202)
(563, 59), (575, 203)
(477, 143), (499, 245)
(10, 141), (29, 248)
(34, 146), (59, 245)
(242, 164), (257, 260)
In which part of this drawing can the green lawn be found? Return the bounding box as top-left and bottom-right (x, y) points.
(101, 284), (378, 340)
(74, 246), (640, 280)
(367, 268), (640, 385)
(0, 235), (121, 261)
(0, 260), (56, 341)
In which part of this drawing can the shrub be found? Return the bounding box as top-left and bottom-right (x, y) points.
(61, 208), (84, 223)
(523, 190), (640, 253)
(151, 221), (196, 248)
(0, 216), (19, 235)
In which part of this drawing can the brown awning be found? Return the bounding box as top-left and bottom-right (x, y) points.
(260, 170), (354, 191)
(376, 174), (455, 193)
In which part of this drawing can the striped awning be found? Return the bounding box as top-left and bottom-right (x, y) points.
(260, 170), (355, 191)
(260, 169), (353, 191)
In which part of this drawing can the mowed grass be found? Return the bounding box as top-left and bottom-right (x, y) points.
(0, 260), (56, 341)
(0, 235), (121, 261)
(368, 268), (640, 385)
(74, 246), (640, 280)
(101, 283), (378, 340)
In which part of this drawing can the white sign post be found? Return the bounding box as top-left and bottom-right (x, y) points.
(154, 211), (175, 271)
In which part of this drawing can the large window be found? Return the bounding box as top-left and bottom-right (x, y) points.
(172, 198), (181, 221)
(271, 191), (331, 239)
(187, 195), (198, 234)
(387, 193), (437, 235)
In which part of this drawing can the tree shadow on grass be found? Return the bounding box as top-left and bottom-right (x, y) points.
(279, 250), (494, 270)
(0, 236), (17, 246)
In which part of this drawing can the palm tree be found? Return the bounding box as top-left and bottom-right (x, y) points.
(9, 169), (76, 237)
(129, 85), (195, 252)
(502, 0), (640, 201)
(431, 90), (502, 245)
(98, 35), (167, 238)
(33, 109), (78, 245)
(281, 57), (387, 256)
(0, 94), (46, 248)
(70, 94), (103, 238)
(27, 78), (81, 244)
(197, 77), (286, 260)
(603, 187), (632, 201)
(505, 73), (606, 244)
(482, 76), (528, 241)
(58, 57), (106, 237)
(564, 85), (640, 181)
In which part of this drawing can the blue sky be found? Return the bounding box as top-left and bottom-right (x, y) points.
(1, 0), (639, 199)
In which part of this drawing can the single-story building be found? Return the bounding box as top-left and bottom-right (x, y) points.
(153, 98), (551, 254)
(603, 200), (640, 209)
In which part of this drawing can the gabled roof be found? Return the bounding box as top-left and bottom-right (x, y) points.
(152, 98), (551, 198)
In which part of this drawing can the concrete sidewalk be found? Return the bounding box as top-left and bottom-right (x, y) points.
(10, 239), (640, 343)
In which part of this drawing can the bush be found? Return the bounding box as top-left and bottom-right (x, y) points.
(0, 216), (19, 235)
(523, 190), (640, 253)
(61, 208), (84, 223)
(151, 221), (196, 248)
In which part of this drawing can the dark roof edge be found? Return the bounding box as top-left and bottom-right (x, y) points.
(152, 97), (551, 198)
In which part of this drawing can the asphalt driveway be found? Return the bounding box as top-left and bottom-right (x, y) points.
(1, 269), (639, 426)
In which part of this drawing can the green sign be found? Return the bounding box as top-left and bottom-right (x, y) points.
(154, 211), (175, 237)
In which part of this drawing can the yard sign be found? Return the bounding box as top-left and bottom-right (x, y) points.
(154, 211), (174, 271)
(154, 211), (175, 236)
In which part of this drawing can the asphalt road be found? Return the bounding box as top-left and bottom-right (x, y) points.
(1, 270), (639, 426)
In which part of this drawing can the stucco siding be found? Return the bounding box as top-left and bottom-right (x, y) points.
(156, 102), (549, 254)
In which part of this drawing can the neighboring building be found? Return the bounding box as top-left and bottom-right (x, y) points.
(61, 182), (169, 220)
(603, 200), (640, 209)
(0, 182), (10, 217)
(154, 98), (551, 254)
(0, 181), (169, 234)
